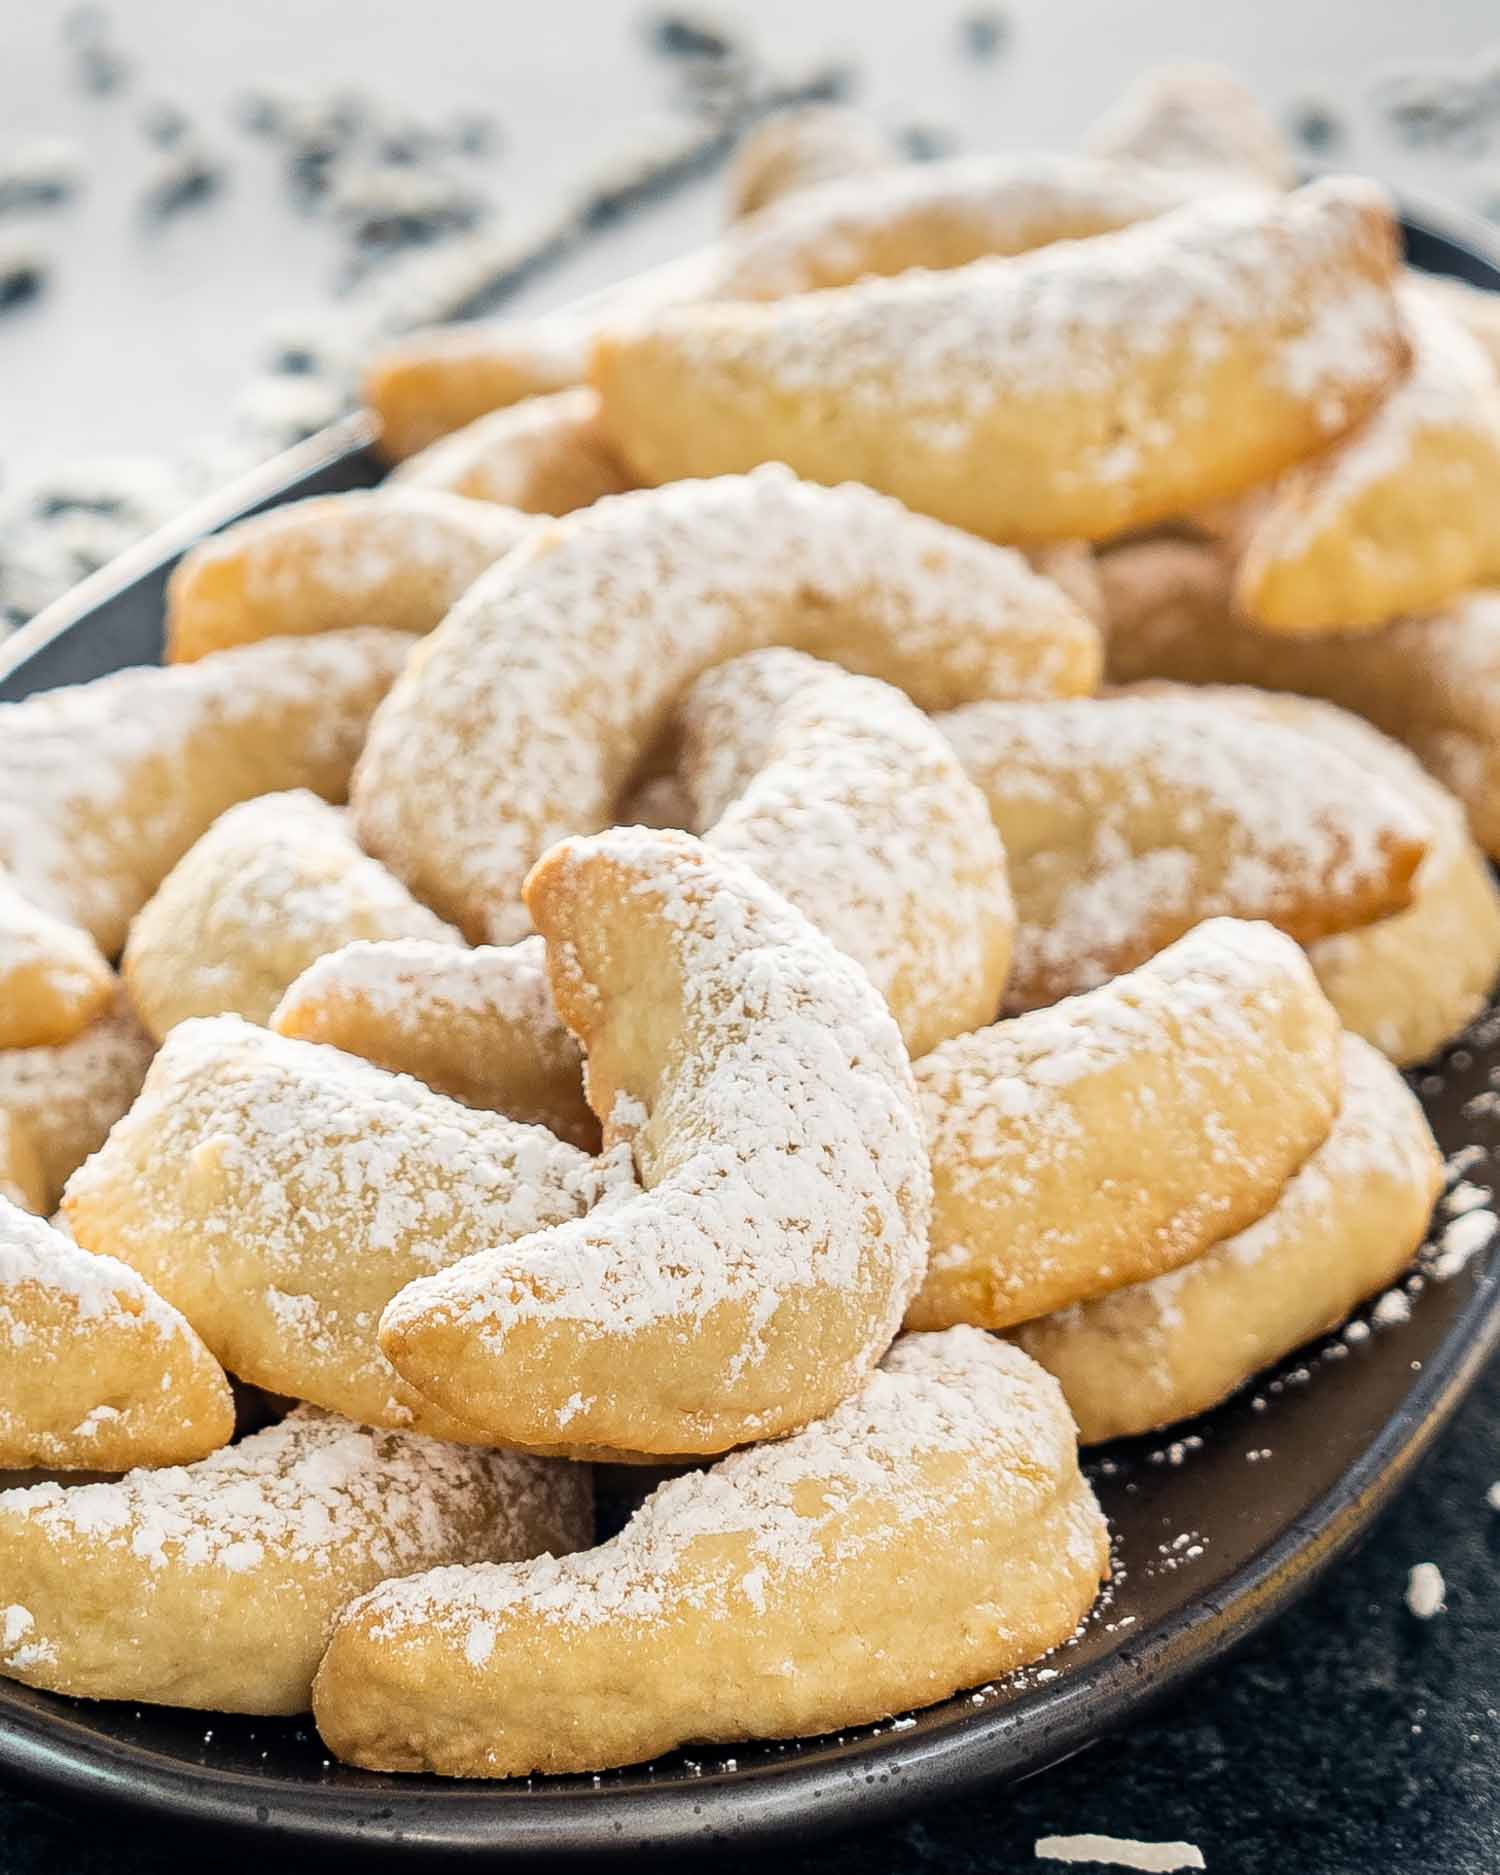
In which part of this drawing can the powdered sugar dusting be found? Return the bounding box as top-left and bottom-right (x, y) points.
(352, 466), (1096, 944)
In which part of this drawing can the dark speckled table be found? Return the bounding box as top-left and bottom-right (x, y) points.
(4, 4), (1500, 1868)
(1, 1369), (1495, 1872)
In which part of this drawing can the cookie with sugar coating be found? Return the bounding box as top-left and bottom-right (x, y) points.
(0, 1405), (592, 1714)
(0, 626), (414, 957)
(1084, 61), (1297, 188)
(390, 388), (633, 516)
(1098, 536), (1500, 859)
(272, 933), (596, 1148)
(0, 1196), (233, 1471)
(123, 790), (463, 1039)
(592, 180), (1407, 545)
(1181, 685), (1500, 1066)
(0, 871), (114, 1050)
(314, 1329), (1107, 1777)
(0, 995), (155, 1211)
(165, 490), (532, 661)
(380, 829), (931, 1457)
(351, 467), (1098, 946)
(909, 919), (1343, 1330)
(673, 648), (1013, 1056)
(1236, 287), (1500, 633)
(727, 103), (896, 219)
(1015, 1035), (1441, 1440)
(62, 1015), (620, 1442)
(938, 689), (1429, 1009)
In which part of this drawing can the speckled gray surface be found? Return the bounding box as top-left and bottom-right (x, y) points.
(3, 4), (1500, 1869)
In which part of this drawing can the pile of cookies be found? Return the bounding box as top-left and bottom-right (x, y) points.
(0, 63), (1490, 1779)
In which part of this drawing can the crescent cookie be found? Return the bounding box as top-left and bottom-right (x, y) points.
(351, 467), (1099, 945)
(1098, 538), (1500, 859)
(704, 151), (1211, 301)
(728, 104), (897, 219)
(591, 180), (1408, 545)
(674, 649), (1013, 1056)
(62, 1016), (620, 1441)
(1015, 1035), (1442, 1441)
(1184, 685), (1500, 1066)
(165, 490), (533, 661)
(1084, 62), (1297, 189)
(122, 791), (463, 1039)
(0, 995), (155, 1211)
(272, 933), (594, 1147)
(390, 388), (634, 515)
(1236, 287), (1500, 633)
(313, 1328), (1107, 1777)
(0, 872), (114, 1049)
(0, 626), (413, 957)
(938, 690), (1429, 1009)
(0, 1196), (233, 1471)
(0, 1115), (46, 1215)
(379, 829), (931, 1457)
(0, 1405), (592, 1715)
(909, 919), (1342, 1331)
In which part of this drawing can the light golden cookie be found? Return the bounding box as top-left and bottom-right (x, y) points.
(1236, 288), (1500, 633)
(1, 626), (413, 957)
(674, 649), (1013, 1056)
(1084, 62), (1297, 188)
(1098, 538), (1500, 858)
(0, 1405), (591, 1714)
(380, 829), (931, 1457)
(706, 150), (1211, 301)
(314, 1328), (1107, 1777)
(352, 467), (1099, 944)
(728, 104), (897, 219)
(122, 790), (462, 1039)
(1183, 685), (1500, 1065)
(1415, 273), (1500, 379)
(0, 871), (114, 1049)
(272, 932), (593, 1146)
(938, 690), (1429, 1008)
(0, 1196), (233, 1471)
(0, 1115), (46, 1215)
(909, 919), (1342, 1331)
(1015, 1035), (1441, 1440)
(366, 249), (726, 459)
(592, 180), (1408, 545)
(63, 1016), (619, 1441)
(0, 995), (155, 1211)
(164, 490), (531, 662)
(390, 388), (634, 515)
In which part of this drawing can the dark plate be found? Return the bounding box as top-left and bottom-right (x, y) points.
(2, 198), (1500, 1864)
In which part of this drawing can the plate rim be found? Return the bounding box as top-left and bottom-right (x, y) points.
(2, 192), (1499, 1859)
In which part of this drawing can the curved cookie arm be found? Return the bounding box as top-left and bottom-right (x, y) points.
(0, 1406), (592, 1715)
(910, 918), (1343, 1331)
(123, 790), (463, 1039)
(0, 996), (155, 1211)
(314, 1329), (1107, 1777)
(62, 1016), (615, 1440)
(1014, 1036), (1442, 1440)
(390, 388), (634, 516)
(1098, 538), (1500, 860)
(1084, 62), (1297, 188)
(592, 180), (1408, 545)
(939, 691), (1429, 1009)
(1236, 287), (1500, 633)
(271, 933), (595, 1148)
(0, 1197), (233, 1471)
(677, 648), (1012, 1056)
(0, 625), (414, 956)
(727, 104), (897, 220)
(0, 872), (114, 1050)
(379, 829), (931, 1456)
(351, 468), (1097, 945)
(165, 490), (533, 661)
